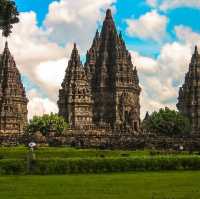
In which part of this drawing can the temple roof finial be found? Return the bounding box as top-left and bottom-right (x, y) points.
(4, 41), (9, 52)
(194, 45), (198, 55)
(5, 41), (8, 49)
(95, 29), (99, 38)
(119, 31), (122, 38)
(3, 41), (11, 57)
(72, 43), (78, 54)
(70, 43), (81, 64)
(106, 8), (112, 19)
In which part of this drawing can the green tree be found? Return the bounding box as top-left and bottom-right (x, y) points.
(0, 0), (19, 37)
(142, 107), (191, 136)
(26, 113), (68, 136)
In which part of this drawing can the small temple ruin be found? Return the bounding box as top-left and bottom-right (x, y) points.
(0, 9), (200, 149)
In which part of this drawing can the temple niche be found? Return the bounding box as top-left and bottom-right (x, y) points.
(118, 92), (140, 130)
(0, 42), (28, 134)
(58, 9), (141, 132)
(177, 46), (200, 134)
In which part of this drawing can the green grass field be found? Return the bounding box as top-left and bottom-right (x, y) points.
(0, 146), (150, 159)
(0, 146), (194, 160)
(0, 171), (200, 199)
(1, 147), (200, 198)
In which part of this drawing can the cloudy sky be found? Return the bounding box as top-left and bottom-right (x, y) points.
(1, 0), (200, 119)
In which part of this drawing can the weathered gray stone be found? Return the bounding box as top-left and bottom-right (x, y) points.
(0, 42), (28, 134)
(58, 9), (141, 134)
(177, 46), (200, 134)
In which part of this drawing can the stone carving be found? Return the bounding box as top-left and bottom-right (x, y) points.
(0, 42), (28, 134)
(58, 9), (141, 133)
(58, 44), (93, 128)
(85, 9), (141, 130)
(177, 46), (200, 134)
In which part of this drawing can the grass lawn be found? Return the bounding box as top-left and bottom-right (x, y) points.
(0, 146), (151, 159)
(0, 146), (194, 160)
(0, 171), (200, 199)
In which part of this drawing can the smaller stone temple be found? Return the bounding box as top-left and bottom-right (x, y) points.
(177, 46), (200, 134)
(0, 42), (28, 134)
(58, 44), (93, 128)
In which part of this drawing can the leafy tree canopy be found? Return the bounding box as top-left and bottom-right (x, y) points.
(26, 113), (69, 136)
(0, 0), (19, 37)
(142, 107), (191, 136)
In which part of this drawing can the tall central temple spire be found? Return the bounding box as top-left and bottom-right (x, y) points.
(84, 9), (141, 130)
(101, 8), (117, 37)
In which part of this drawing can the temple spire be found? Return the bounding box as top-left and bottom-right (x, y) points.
(177, 44), (200, 134)
(133, 67), (139, 85)
(95, 29), (99, 38)
(3, 41), (11, 56)
(72, 43), (78, 54)
(194, 45), (198, 55)
(58, 45), (93, 128)
(91, 30), (100, 47)
(70, 43), (81, 65)
(101, 8), (117, 36)
(192, 45), (200, 62)
(0, 41), (28, 134)
(119, 31), (122, 39)
(4, 41), (8, 50)
(106, 9), (112, 19)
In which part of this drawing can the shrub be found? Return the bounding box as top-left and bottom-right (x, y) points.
(142, 107), (191, 136)
(0, 159), (26, 175)
(26, 113), (68, 136)
(1, 156), (200, 175)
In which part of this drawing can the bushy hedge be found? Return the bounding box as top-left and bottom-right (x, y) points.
(0, 159), (26, 175)
(142, 107), (191, 136)
(1, 156), (200, 175)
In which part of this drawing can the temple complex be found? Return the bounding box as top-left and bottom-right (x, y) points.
(0, 42), (28, 134)
(58, 9), (141, 132)
(177, 46), (200, 134)
(1, 9), (200, 149)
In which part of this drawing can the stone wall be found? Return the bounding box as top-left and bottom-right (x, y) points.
(2, 130), (200, 151)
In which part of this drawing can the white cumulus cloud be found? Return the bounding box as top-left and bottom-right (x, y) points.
(126, 10), (168, 41)
(44, 0), (116, 51)
(27, 90), (58, 120)
(134, 38), (195, 118)
(146, 0), (200, 10)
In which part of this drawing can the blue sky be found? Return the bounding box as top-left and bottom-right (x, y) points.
(14, 0), (200, 59)
(14, 0), (200, 55)
(3, 0), (200, 118)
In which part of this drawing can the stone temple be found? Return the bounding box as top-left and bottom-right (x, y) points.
(58, 43), (93, 128)
(58, 9), (141, 132)
(0, 42), (28, 134)
(177, 46), (200, 134)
